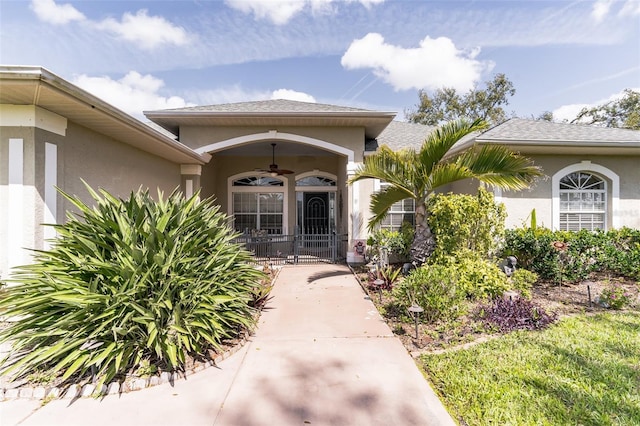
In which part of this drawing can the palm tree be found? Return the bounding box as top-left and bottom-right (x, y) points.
(349, 118), (543, 264)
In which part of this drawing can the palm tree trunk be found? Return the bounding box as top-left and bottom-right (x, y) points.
(410, 203), (436, 265)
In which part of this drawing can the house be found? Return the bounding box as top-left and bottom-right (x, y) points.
(1, 66), (639, 275)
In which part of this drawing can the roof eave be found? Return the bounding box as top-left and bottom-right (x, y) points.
(144, 110), (397, 140)
(2, 66), (208, 165)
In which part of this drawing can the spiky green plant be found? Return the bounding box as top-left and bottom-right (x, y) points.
(0, 185), (264, 389)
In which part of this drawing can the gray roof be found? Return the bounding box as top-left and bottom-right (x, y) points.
(154, 99), (376, 114)
(372, 120), (436, 151)
(478, 118), (640, 143)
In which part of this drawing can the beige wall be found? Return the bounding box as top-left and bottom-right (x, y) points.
(52, 122), (181, 213)
(500, 154), (640, 229)
(0, 121), (182, 277)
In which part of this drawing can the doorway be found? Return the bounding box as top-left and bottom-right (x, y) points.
(297, 191), (335, 234)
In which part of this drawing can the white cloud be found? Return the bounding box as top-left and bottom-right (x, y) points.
(224, 0), (306, 25)
(552, 103), (590, 123)
(341, 33), (491, 93)
(592, 0), (640, 22)
(72, 72), (194, 119)
(95, 10), (189, 50)
(224, 0), (384, 25)
(350, 0), (384, 8)
(187, 86), (316, 106)
(30, 0), (85, 25)
(591, 0), (613, 22)
(271, 89), (316, 102)
(29, 1), (189, 50)
(552, 88), (640, 122)
(619, 0), (640, 17)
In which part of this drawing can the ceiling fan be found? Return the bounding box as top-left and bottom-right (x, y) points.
(259, 143), (294, 176)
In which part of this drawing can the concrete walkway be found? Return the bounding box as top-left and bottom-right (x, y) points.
(1, 264), (455, 426)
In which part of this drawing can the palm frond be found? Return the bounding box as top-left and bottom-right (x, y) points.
(427, 163), (476, 190)
(457, 145), (543, 190)
(367, 185), (414, 230)
(349, 146), (413, 189)
(418, 118), (488, 176)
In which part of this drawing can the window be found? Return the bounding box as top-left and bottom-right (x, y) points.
(296, 176), (336, 187)
(377, 182), (415, 231)
(231, 174), (285, 235)
(559, 172), (606, 231)
(233, 192), (283, 235)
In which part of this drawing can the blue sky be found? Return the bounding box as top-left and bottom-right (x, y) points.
(1, 0), (639, 122)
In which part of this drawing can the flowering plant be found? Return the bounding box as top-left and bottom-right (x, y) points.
(599, 282), (633, 310)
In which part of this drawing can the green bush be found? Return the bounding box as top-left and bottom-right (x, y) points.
(428, 187), (506, 261)
(0, 185), (264, 389)
(393, 265), (466, 323)
(508, 269), (538, 299)
(437, 251), (510, 300)
(503, 227), (640, 283)
(366, 222), (414, 262)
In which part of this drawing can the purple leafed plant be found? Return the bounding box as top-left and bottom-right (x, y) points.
(476, 298), (558, 332)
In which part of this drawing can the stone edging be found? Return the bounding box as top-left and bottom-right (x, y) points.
(0, 331), (251, 401)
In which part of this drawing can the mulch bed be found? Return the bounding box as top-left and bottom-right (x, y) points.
(352, 266), (639, 355)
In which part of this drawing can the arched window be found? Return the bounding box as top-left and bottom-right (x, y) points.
(229, 173), (287, 235)
(296, 176), (336, 187)
(559, 172), (606, 231)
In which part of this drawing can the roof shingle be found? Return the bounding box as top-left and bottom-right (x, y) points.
(154, 99), (376, 114)
(478, 118), (640, 143)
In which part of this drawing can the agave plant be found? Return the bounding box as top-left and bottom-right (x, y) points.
(0, 184), (264, 389)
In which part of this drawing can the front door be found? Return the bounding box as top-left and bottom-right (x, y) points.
(303, 192), (329, 233)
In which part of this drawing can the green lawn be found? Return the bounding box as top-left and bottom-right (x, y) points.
(420, 312), (640, 426)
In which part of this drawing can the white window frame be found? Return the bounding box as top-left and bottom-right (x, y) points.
(552, 161), (619, 231)
(373, 179), (415, 231)
(228, 172), (289, 234)
(558, 172), (606, 231)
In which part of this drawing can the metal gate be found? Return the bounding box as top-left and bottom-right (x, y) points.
(232, 231), (348, 265)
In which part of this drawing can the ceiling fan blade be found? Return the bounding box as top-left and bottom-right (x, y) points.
(266, 143), (294, 175)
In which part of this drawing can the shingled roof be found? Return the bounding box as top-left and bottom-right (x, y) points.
(156, 99), (375, 114)
(478, 118), (640, 143)
(371, 120), (436, 151)
(145, 99), (396, 140)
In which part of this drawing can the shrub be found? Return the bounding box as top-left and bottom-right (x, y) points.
(428, 187), (506, 261)
(509, 269), (538, 299)
(0, 185), (264, 389)
(366, 223), (414, 262)
(440, 251), (510, 300)
(476, 298), (558, 332)
(599, 282), (634, 310)
(393, 264), (466, 323)
(503, 227), (640, 283)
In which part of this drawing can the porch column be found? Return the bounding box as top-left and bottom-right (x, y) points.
(346, 161), (365, 263)
(180, 164), (201, 198)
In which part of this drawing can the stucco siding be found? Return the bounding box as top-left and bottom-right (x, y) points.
(0, 122), (182, 278)
(500, 154), (640, 229)
(53, 122), (181, 214)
